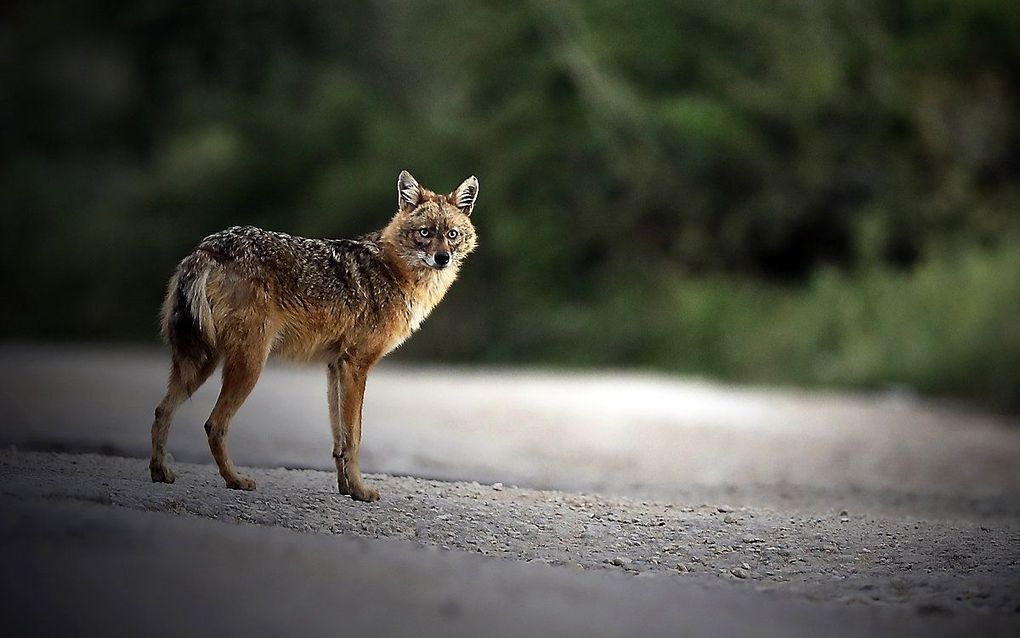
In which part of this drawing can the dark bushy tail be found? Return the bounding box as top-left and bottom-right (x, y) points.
(160, 251), (217, 392)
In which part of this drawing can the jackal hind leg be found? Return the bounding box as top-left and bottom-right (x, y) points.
(150, 354), (219, 483)
(205, 347), (267, 491)
(328, 359), (379, 502)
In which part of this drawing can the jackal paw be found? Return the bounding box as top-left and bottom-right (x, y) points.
(226, 475), (256, 491)
(337, 476), (380, 502)
(350, 486), (380, 503)
(150, 464), (176, 484)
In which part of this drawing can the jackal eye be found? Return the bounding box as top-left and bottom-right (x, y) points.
(446, 229), (459, 240)
(418, 228), (432, 238)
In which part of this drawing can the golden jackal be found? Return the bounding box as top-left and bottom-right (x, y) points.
(150, 171), (478, 502)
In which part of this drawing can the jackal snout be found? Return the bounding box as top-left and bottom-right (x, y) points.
(431, 250), (451, 269)
(424, 236), (453, 270)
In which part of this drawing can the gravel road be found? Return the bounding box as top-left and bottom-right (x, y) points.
(1, 345), (1019, 635)
(5, 493), (1010, 638)
(2, 451), (1018, 623)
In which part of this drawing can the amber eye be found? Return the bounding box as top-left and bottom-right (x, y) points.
(418, 228), (431, 238)
(446, 229), (459, 240)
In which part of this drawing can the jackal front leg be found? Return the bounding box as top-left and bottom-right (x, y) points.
(328, 360), (380, 502)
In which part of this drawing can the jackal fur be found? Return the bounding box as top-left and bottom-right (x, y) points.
(150, 171), (479, 501)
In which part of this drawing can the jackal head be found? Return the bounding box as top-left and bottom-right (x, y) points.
(382, 171), (478, 271)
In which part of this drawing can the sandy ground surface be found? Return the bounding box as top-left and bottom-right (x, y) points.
(1, 344), (1019, 634)
(1, 452), (1018, 637)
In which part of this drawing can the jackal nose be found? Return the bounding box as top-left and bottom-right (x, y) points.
(434, 252), (450, 267)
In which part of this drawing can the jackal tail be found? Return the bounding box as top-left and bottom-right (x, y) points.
(160, 251), (217, 380)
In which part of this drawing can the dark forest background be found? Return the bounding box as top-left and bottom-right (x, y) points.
(2, 1), (1019, 409)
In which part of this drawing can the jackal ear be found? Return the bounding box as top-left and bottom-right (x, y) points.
(397, 170), (422, 210)
(450, 176), (479, 215)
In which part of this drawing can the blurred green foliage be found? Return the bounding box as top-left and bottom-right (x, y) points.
(2, 1), (1019, 408)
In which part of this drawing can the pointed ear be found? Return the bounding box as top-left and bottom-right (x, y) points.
(397, 170), (422, 210)
(450, 175), (479, 215)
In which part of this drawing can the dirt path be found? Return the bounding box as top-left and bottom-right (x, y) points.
(3, 451), (1017, 621)
(6, 499), (1009, 638)
(2, 345), (1019, 634)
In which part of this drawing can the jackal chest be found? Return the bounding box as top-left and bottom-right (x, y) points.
(381, 298), (434, 355)
(407, 298), (433, 332)
(380, 269), (456, 356)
